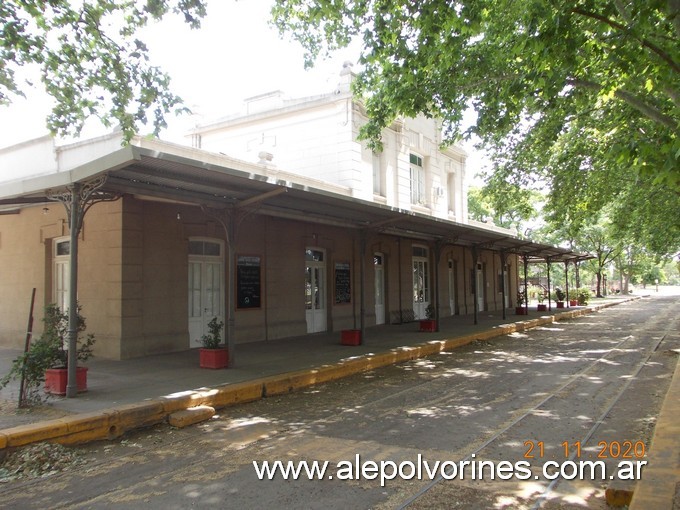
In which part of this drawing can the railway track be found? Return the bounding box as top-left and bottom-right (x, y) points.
(396, 302), (679, 509)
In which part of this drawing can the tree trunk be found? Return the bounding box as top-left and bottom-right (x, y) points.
(596, 271), (603, 297)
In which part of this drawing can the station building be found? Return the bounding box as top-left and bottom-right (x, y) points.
(0, 68), (579, 361)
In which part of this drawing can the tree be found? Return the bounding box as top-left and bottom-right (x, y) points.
(273, 0), (679, 189)
(468, 185), (542, 234)
(467, 187), (493, 223)
(1, 0), (207, 141)
(613, 244), (646, 293)
(540, 136), (680, 260)
(580, 221), (620, 297)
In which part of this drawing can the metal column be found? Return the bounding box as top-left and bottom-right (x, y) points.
(565, 261), (570, 307)
(523, 255), (529, 315)
(359, 231), (367, 342)
(547, 259), (552, 311)
(472, 246), (479, 325)
(500, 251), (507, 320)
(48, 176), (119, 398)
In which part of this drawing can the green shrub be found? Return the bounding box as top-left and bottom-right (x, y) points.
(425, 303), (436, 320)
(0, 304), (95, 405)
(200, 317), (224, 349)
(577, 287), (591, 305)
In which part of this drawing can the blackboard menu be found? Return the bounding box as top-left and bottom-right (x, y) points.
(335, 262), (351, 304)
(237, 255), (261, 309)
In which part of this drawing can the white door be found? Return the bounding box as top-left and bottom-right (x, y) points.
(188, 240), (224, 348)
(448, 260), (456, 315)
(374, 253), (385, 325)
(412, 246), (429, 319)
(476, 263), (485, 312)
(305, 249), (327, 333)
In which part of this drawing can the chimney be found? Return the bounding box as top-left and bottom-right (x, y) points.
(336, 61), (355, 93)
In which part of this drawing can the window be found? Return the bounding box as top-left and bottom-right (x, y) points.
(305, 249), (324, 262)
(373, 152), (384, 196)
(189, 240), (221, 256)
(410, 153), (425, 205)
(53, 238), (70, 312)
(447, 171), (457, 216)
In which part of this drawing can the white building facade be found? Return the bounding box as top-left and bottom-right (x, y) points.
(189, 65), (468, 224)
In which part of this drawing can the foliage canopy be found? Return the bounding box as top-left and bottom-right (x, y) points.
(1, 0), (207, 140)
(272, 0), (679, 188)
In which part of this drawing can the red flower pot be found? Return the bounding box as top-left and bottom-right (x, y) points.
(556, 301), (565, 308)
(515, 307), (527, 315)
(569, 300), (578, 307)
(199, 348), (229, 369)
(537, 304), (547, 312)
(419, 320), (437, 332)
(45, 367), (88, 395)
(341, 329), (362, 346)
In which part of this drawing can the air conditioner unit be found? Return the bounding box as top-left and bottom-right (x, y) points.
(433, 186), (445, 197)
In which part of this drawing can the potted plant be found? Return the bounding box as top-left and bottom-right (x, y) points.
(536, 292), (547, 312)
(42, 304), (95, 395)
(577, 287), (591, 306)
(555, 288), (566, 308)
(0, 304), (95, 402)
(198, 317), (228, 369)
(515, 290), (527, 315)
(419, 303), (437, 332)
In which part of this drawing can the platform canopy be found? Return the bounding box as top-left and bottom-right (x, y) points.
(0, 136), (589, 263)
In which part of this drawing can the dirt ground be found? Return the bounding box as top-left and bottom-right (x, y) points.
(1, 294), (678, 509)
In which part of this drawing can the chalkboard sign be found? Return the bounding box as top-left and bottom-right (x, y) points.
(237, 255), (261, 309)
(335, 262), (351, 304)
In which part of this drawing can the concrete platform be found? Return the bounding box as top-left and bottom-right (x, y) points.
(1, 299), (628, 427)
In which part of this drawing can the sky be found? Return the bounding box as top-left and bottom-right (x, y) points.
(0, 1), (359, 144)
(0, 0), (488, 179)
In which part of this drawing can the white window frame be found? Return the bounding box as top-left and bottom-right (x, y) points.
(53, 237), (70, 312)
(410, 153), (425, 206)
(372, 152), (381, 196)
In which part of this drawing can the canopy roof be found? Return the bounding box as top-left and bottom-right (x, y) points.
(0, 137), (590, 263)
